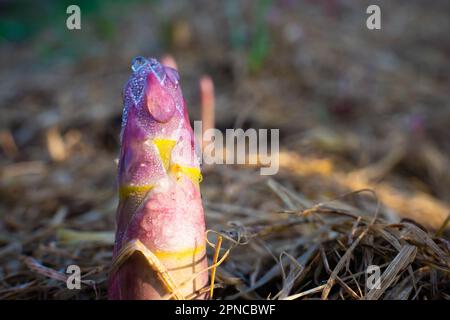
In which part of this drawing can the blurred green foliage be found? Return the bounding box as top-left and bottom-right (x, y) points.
(1, 0), (273, 74)
(247, 0), (271, 73)
(0, 0), (158, 66)
(0, 0), (146, 43)
(225, 0), (272, 74)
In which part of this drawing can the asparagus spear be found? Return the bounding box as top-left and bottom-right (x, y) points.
(108, 57), (208, 299)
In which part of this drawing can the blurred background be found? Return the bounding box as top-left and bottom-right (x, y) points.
(0, 0), (449, 299)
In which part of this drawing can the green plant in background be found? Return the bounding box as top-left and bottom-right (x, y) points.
(224, 0), (247, 50)
(224, 0), (272, 74)
(0, 0), (155, 66)
(247, 0), (271, 74)
(0, 0), (92, 43)
(0, 0), (150, 44)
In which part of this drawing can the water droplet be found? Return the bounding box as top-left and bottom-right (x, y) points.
(129, 76), (146, 105)
(146, 85), (176, 123)
(148, 58), (166, 84)
(166, 67), (180, 87)
(131, 56), (148, 72)
(120, 92), (135, 142)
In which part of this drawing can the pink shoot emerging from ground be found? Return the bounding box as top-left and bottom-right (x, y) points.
(200, 75), (215, 152)
(108, 57), (208, 300)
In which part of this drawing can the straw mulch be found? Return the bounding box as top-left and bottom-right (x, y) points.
(1, 160), (449, 299)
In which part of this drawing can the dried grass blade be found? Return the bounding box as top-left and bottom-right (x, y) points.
(321, 228), (368, 299)
(364, 244), (417, 300)
(209, 235), (223, 299)
(402, 222), (449, 264)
